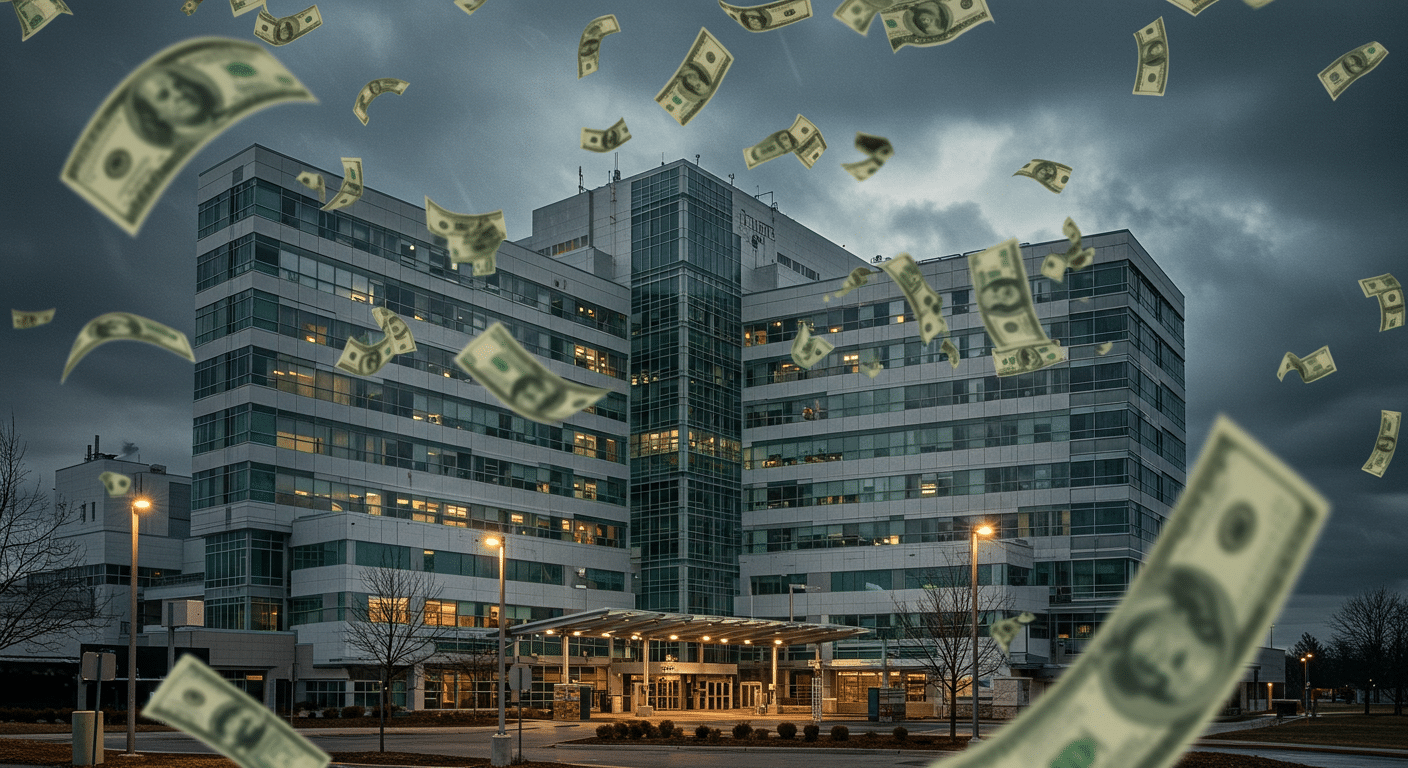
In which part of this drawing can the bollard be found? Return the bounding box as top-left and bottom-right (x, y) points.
(71, 711), (104, 766)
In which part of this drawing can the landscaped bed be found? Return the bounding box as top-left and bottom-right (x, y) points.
(0, 708), (549, 735)
(1202, 713), (1408, 750)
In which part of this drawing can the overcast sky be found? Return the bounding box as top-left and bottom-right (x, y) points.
(2, 0), (1404, 652)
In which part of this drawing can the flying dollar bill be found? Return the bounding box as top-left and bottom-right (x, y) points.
(1165, 0), (1220, 15)
(654, 27), (733, 126)
(61, 38), (314, 236)
(1041, 217), (1095, 282)
(581, 118), (631, 152)
(1276, 346), (1335, 383)
(825, 266), (877, 302)
(841, 132), (893, 181)
(878, 0), (993, 53)
(229, 0), (263, 16)
(99, 471), (132, 498)
(743, 114), (823, 169)
(879, 253), (948, 345)
(1318, 42), (1388, 101)
(335, 335), (393, 377)
(941, 337), (959, 368)
(1244, 0), (1274, 7)
(832, 0), (895, 35)
(62, 312), (195, 384)
(455, 322), (609, 424)
(790, 322), (834, 369)
(11, 0), (71, 41)
(1362, 410), (1400, 478)
(181, 0), (203, 16)
(792, 115), (826, 168)
(1359, 273), (1404, 332)
(970, 238), (1066, 377)
(353, 78), (408, 126)
(1133, 17), (1169, 96)
(322, 158), (363, 212)
(994, 341), (1065, 377)
(860, 359), (883, 378)
(296, 171), (325, 202)
(989, 612), (1036, 657)
(1097, 342), (1113, 355)
(254, 5), (321, 46)
(720, 0), (812, 32)
(454, 0), (487, 16)
(1013, 159), (1072, 194)
(371, 307), (416, 356)
(940, 414), (1328, 768)
(148, 656), (330, 768)
(577, 14), (620, 78)
(12, 308), (56, 329)
(424, 197), (505, 275)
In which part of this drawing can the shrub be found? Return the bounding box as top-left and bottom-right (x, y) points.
(754, 728), (770, 740)
(732, 721), (753, 739)
(802, 723), (820, 742)
(707, 728), (722, 743)
(341, 705), (365, 719)
(321, 707), (340, 719)
(829, 724), (850, 741)
(776, 721), (798, 740)
(627, 722), (644, 740)
(862, 730), (878, 740)
(596, 724), (614, 739)
(657, 719), (675, 738)
(672, 727), (685, 738)
(892, 726), (909, 742)
(613, 721), (630, 739)
(694, 723), (711, 740)
(642, 721), (660, 738)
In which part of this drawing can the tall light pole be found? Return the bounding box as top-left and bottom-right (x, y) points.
(970, 522), (993, 743)
(127, 497), (150, 756)
(1300, 653), (1312, 719)
(485, 536), (509, 767)
(788, 583), (809, 623)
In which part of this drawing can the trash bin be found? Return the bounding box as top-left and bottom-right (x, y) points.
(72, 711), (104, 766)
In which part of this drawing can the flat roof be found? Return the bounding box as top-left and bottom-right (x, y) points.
(507, 607), (870, 646)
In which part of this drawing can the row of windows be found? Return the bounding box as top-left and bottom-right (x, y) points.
(205, 595), (284, 631)
(828, 563), (1034, 593)
(538, 234), (588, 257)
(205, 530), (284, 589)
(351, 541), (570, 586)
(1035, 558), (1142, 601)
(290, 592), (561, 630)
(776, 252), (818, 281)
(830, 610), (1047, 642)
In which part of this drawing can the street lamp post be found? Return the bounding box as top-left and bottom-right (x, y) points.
(126, 497), (150, 755)
(787, 583), (808, 623)
(970, 523), (993, 743)
(1300, 653), (1312, 719)
(485, 536), (509, 767)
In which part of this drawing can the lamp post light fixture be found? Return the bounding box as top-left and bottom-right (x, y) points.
(970, 522), (993, 743)
(1301, 653), (1312, 719)
(127, 497), (150, 756)
(485, 536), (510, 767)
(787, 582), (809, 623)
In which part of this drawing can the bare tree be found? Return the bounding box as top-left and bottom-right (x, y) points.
(1285, 632), (1333, 704)
(1327, 586), (1404, 715)
(345, 566), (448, 751)
(0, 416), (109, 653)
(440, 635), (500, 714)
(1386, 597), (1408, 715)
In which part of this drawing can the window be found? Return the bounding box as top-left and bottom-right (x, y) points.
(369, 597), (409, 624)
(304, 681), (344, 709)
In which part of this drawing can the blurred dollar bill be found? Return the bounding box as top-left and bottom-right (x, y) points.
(1013, 159), (1072, 194)
(254, 5), (321, 46)
(335, 335), (392, 377)
(455, 322), (608, 424)
(878, 0), (993, 53)
(322, 158), (363, 212)
(1165, 0), (1219, 15)
(424, 197), (504, 275)
(12, 0), (71, 41)
(989, 612), (1035, 657)
(825, 266), (876, 302)
(353, 78), (408, 126)
(297, 171), (325, 202)
(841, 132), (893, 181)
(941, 338), (959, 368)
(790, 322), (834, 369)
(578, 14), (620, 78)
(1243, 0), (1274, 7)
(62, 312), (195, 384)
(860, 359), (883, 378)
(148, 655), (329, 768)
(180, 0), (203, 16)
(229, 0), (263, 16)
(1133, 17), (1169, 96)
(61, 38), (314, 236)
(99, 471), (132, 497)
(12, 308), (55, 329)
(879, 252), (948, 344)
(454, 0), (487, 16)
(970, 238), (1066, 377)
(581, 118), (631, 152)
(940, 414), (1328, 768)
(1276, 346), (1335, 383)
(1362, 410), (1400, 478)
(1359, 273), (1404, 332)
(744, 114), (823, 169)
(1318, 42), (1388, 101)
(720, 0), (812, 32)
(994, 341), (1065, 377)
(655, 27), (733, 126)
(371, 307), (416, 356)
(1097, 342), (1113, 355)
(832, 0), (895, 35)
(1041, 217), (1095, 282)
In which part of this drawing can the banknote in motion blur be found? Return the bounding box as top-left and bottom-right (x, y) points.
(720, 0), (812, 32)
(825, 266), (876, 302)
(1243, 0), (1274, 7)
(181, 0), (203, 16)
(11, 0), (72, 41)
(1319, 42), (1387, 101)
(841, 132), (893, 181)
(455, 322), (608, 424)
(860, 359), (883, 378)
(655, 28), (733, 126)
(254, 5), (321, 46)
(353, 78), (409, 126)
(879, 253), (947, 344)
(1133, 17), (1169, 96)
(1013, 159), (1071, 194)
(148, 655), (329, 768)
(832, 0), (895, 35)
(1041, 217), (1095, 282)
(62, 312), (195, 384)
(1277, 346), (1335, 383)
(371, 307), (416, 356)
(424, 197), (505, 275)
(1362, 410), (1400, 478)
(12, 308), (56, 329)
(989, 612), (1035, 657)
(336, 335), (393, 377)
(878, 0), (993, 53)
(99, 471), (132, 497)
(578, 14), (620, 78)
(229, 0), (263, 16)
(743, 114), (824, 169)
(61, 37), (314, 236)
(790, 322), (834, 369)
(581, 118), (631, 152)
(1097, 342), (1113, 355)
(297, 171), (325, 202)
(1165, 0), (1219, 15)
(322, 158), (364, 212)
(454, 0), (487, 16)
(938, 414), (1328, 768)
(1359, 273), (1404, 332)
(941, 338), (959, 368)
(970, 238), (1066, 377)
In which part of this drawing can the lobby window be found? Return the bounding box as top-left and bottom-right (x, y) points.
(369, 596), (409, 624)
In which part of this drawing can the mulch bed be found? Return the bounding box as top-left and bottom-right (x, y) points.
(1202, 714), (1408, 750)
(0, 713), (548, 736)
(569, 734), (966, 750)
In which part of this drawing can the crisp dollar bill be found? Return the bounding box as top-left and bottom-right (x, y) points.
(371, 307), (416, 356)
(12, 0), (71, 41)
(989, 612), (1035, 657)
(181, 0), (203, 16)
(148, 655), (330, 768)
(860, 359), (883, 378)
(1359, 273), (1404, 331)
(1276, 346), (1335, 383)
(1097, 342), (1113, 356)
(879, 252), (948, 344)
(1362, 410), (1400, 478)
(353, 78), (408, 126)
(424, 197), (505, 275)
(654, 27), (733, 126)
(790, 322), (834, 370)
(578, 14), (620, 78)
(941, 337), (959, 368)
(322, 157), (364, 212)
(12, 308), (56, 329)
(1358, 273), (1401, 297)
(229, 0), (263, 16)
(453, 0), (487, 16)
(296, 171), (325, 202)
(1133, 17), (1169, 96)
(455, 322), (608, 424)
(720, 0), (812, 32)
(825, 266), (876, 302)
(1165, 0), (1220, 15)
(581, 117), (631, 152)
(941, 414), (1328, 768)
(793, 116), (826, 169)
(254, 5), (321, 46)
(62, 312), (195, 384)
(971, 238), (1066, 377)
(1041, 217), (1095, 282)
(61, 38), (315, 236)
(335, 335), (392, 377)
(994, 341), (1066, 377)
(878, 0), (993, 53)
(1013, 159), (1072, 194)
(832, 0), (895, 35)
(1318, 42), (1388, 101)
(99, 471), (132, 497)
(841, 132), (893, 181)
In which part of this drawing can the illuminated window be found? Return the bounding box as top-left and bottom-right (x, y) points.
(424, 599), (456, 626)
(574, 479), (598, 500)
(842, 353), (859, 373)
(369, 597), (408, 624)
(574, 433), (598, 458)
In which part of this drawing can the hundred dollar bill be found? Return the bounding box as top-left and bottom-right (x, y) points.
(743, 114), (822, 169)
(1276, 346), (1335, 383)
(941, 337), (959, 368)
(335, 335), (392, 377)
(994, 341), (1065, 377)
(455, 322), (609, 424)
(99, 471), (132, 497)
(1359, 274), (1405, 332)
(371, 307), (417, 356)
(720, 0), (812, 32)
(62, 312), (195, 384)
(454, 0), (487, 16)
(971, 238), (1066, 377)
(789, 115), (825, 168)
(1358, 273), (1401, 297)
(353, 78), (408, 126)
(654, 27), (733, 126)
(1133, 17), (1169, 96)
(180, 0), (203, 16)
(841, 132), (893, 181)
(12, 0), (71, 41)
(825, 266), (877, 302)
(941, 414), (1328, 768)
(12, 308), (56, 329)
(581, 117), (631, 152)
(229, 0), (263, 16)
(1013, 159), (1072, 194)
(322, 157), (363, 212)
(1165, 0), (1220, 15)
(878, 0), (993, 53)
(577, 14), (620, 78)
(1318, 42), (1388, 101)
(254, 5), (321, 46)
(1362, 410), (1400, 478)
(1097, 342), (1113, 355)
(424, 197), (505, 275)
(1041, 217), (1095, 282)
(296, 171), (325, 202)
(989, 612), (1035, 657)
(61, 38), (315, 236)
(832, 0), (895, 35)
(148, 655), (330, 768)
(860, 359), (883, 378)
(790, 322), (834, 369)
(879, 252), (948, 344)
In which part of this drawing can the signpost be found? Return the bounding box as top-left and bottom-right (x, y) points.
(80, 651), (116, 766)
(508, 665), (532, 762)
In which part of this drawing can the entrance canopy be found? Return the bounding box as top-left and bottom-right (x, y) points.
(507, 607), (870, 646)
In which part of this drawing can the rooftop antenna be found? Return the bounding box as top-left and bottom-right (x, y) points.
(728, 173), (735, 186)
(695, 154), (700, 166)
(578, 166), (584, 194)
(661, 152), (665, 166)
(614, 151), (620, 182)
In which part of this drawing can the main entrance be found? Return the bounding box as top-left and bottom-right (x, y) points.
(697, 677), (732, 710)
